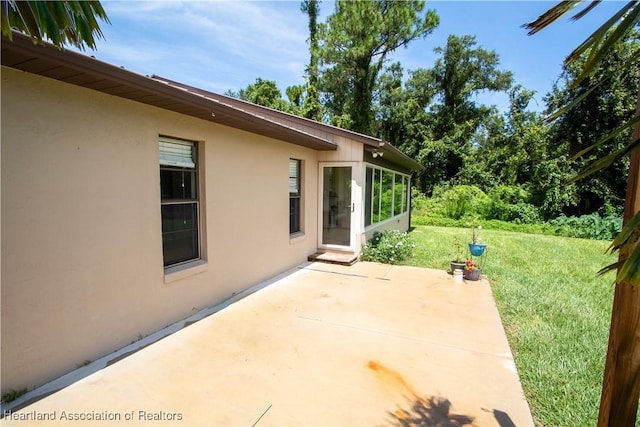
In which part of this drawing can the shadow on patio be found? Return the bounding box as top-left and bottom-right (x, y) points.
(2, 262), (533, 426)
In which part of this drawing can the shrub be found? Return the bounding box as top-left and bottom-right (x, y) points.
(484, 185), (541, 224)
(412, 215), (468, 228)
(361, 230), (415, 264)
(550, 213), (622, 240)
(411, 189), (433, 217)
(430, 185), (489, 220)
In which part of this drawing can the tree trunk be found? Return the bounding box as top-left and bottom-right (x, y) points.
(352, 62), (374, 135)
(597, 88), (640, 426)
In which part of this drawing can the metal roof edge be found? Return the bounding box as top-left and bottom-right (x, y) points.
(151, 75), (382, 148)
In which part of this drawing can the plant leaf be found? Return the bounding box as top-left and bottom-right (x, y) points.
(570, 113), (640, 159)
(564, 1), (636, 67)
(14, 1), (40, 41)
(32, 1), (61, 47)
(1, 0), (13, 40)
(616, 240), (640, 285)
(568, 137), (640, 184)
(608, 211), (640, 253)
(571, 0), (601, 21)
(599, 213), (640, 285)
(598, 259), (625, 276)
(572, 2), (640, 87)
(522, 1), (583, 35)
(544, 79), (605, 123)
(1, 0), (109, 49)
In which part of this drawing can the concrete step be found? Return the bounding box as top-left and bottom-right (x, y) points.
(307, 250), (358, 266)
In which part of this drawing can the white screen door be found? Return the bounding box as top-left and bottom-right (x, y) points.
(320, 165), (353, 249)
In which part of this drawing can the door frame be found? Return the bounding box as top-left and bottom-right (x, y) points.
(318, 162), (357, 252)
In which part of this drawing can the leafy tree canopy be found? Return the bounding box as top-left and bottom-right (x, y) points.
(375, 34), (513, 194)
(427, 34), (513, 139)
(226, 78), (290, 112)
(545, 29), (639, 216)
(319, 0), (439, 135)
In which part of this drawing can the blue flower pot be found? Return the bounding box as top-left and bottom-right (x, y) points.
(468, 242), (486, 256)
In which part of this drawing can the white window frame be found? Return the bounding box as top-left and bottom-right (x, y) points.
(364, 163), (410, 229)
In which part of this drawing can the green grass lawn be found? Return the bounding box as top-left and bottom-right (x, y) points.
(404, 225), (617, 427)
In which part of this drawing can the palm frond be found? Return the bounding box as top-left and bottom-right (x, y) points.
(600, 248), (640, 287)
(571, 0), (602, 21)
(564, 1), (637, 67)
(616, 240), (640, 285)
(522, 1), (583, 35)
(598, 259), (625, 276)
(570, 113), (640, 159)
(0, 0), (109, 49)
(1, 0), (12, 40)
(598, 213), (640, 286)
(33, 2), (62, 47)
(572, 2), (640, 87)
(608, 211), (640, 253)
(568, 137), (640, 184)
(14, 1), (40, 40)
(544, 78), (605, 123)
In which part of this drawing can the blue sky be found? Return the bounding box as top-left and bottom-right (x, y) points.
(86, 1), (624, 113)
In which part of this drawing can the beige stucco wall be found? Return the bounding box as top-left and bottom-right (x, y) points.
(1, 68), (321, 392)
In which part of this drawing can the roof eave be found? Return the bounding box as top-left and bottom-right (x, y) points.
(1, 32), (337, 152)
(151, 75), (382, 148)
(379, 142), (424, 172)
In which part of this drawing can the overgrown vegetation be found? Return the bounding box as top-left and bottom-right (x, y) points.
(361, 230), (415, 264)
(412, 184), (622, 241)
(229, 7), (637, 227)
(404, 226), (616, 427)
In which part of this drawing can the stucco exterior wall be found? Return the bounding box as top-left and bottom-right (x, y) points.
(1, 68), (320, 391)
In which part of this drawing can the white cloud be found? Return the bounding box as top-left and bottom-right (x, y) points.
(92, 1), (310, 93)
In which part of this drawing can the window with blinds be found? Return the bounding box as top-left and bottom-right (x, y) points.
(289, 159), (302, 234)
(159, 139), (195, 168)
(159, 137), (200, 267)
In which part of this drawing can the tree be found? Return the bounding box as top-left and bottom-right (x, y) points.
(375, 62), (433, 157)
(1, 0), (109, 50)
(226, 78), (290, 112)
(462, 85), (577, 219)
(524, 2), (640, 425)
(300, 0), (323, 121)
(545, 30), (639, 217)
(285, 84), (305, 116)
(411, 35), (513, 193)
(319, 0), (439, 135)
(428, 34), (513, 140)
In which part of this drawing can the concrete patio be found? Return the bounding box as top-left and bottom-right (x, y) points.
(1, 262), (534, 426)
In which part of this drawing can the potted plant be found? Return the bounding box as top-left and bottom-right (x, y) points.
(468, 225), (487, 256)
(464, 258), (481, 281)
(450, 238), (466, 273)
